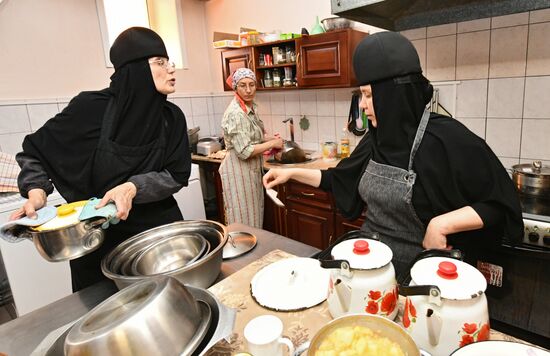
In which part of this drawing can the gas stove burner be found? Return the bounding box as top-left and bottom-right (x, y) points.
(522, 213), (550, 249)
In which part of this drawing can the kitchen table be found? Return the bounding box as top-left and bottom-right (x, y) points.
(0, 223), (318, 356)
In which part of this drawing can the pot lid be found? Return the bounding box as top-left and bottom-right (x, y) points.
(330, 238), (393, 269)
(250, 257), (330, 311)
(32, 201), (87, 231)
(222, 231), (257, 259)
(411, 257), (487, 300)
(513, 161), (550, 176)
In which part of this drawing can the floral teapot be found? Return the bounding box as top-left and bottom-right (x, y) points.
(399, 250), (490, 356)
(317, 230), (398, 320)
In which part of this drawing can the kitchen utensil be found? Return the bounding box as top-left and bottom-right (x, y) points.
(399, 250), (489, 356)
(512, 160), (550, 197)
(450, 340), (550, 356)
(266, 188), (285, 207)
(197, 137), (222, 156)
(101, 220), (227, 290)
(131, 233), (208, 275)
(64, 276), (211, 356)
(222, 231), (257, 259)
(304, 314), (421, 356)
(311, 15), (326, 34)
(244, 315), (294, 356)
(321, 17), (352, 31)
(0, 206), (57, 242)
(318, 230), (398, 320)
(279, 118), (307, 163)
(250, 257), (330, 311)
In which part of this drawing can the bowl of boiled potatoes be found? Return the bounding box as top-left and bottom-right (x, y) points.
(306, 314), (422, 356)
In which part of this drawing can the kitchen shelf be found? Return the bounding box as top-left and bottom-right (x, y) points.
(257, 86), (300, 91)
(257, 63), (296, 69)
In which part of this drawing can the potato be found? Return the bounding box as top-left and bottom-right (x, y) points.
(315, 326), (405, 356)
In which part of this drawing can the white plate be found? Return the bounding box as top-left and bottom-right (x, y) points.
(266, 188), (285, 207)
(451, 340), (550, 356)
(250, 257), (329, 311)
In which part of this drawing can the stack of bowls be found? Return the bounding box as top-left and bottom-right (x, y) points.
(101, 220), (227, 290)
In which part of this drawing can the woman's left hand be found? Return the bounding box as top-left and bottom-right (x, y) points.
(423, 216), (452, 250)
(96, 182), (137, 220)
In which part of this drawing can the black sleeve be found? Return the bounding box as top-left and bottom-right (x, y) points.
(128, 169), (184, 204)
(16, 152), (54, 198)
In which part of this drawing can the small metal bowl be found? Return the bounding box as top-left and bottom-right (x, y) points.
(321, 17), (352, 31)
(64, 276), (211, 356)
(131, 233), (208, 275)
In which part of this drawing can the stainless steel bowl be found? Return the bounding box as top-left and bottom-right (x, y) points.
(101, 220), (228, 290)
(131, 233), (208, 275)
(321, 17), (352, 31)
(64, 276), (211, 356)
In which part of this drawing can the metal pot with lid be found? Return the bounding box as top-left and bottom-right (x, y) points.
(317, 230), (398, 320)
(512, 160), (550, 197)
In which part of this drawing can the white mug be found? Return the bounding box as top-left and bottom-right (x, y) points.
(244, 315), (295, 356)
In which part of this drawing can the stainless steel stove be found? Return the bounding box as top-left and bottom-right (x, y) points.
(522, 212), (550, 249)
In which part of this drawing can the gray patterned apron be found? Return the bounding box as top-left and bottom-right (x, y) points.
(358, 110), (430, 282)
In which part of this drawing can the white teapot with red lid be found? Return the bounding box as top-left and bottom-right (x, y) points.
(318, 231), (398, 320)
(400, 251), (490, 356)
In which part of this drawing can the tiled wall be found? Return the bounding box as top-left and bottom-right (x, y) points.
(2, 9), (550, 168)
(403, 9), (550, 168)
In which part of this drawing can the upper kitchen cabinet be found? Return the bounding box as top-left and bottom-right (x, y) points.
(220, 29), (368, 91)
(221, 47), (253, 91)
(296, 28), (365, 88)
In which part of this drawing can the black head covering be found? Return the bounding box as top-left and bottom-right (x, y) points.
(110, 27), (168, 69)
(353, 31), (422, 85)
(21, 27), (190, 202)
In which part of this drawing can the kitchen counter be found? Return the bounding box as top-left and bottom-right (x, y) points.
(191, 153), (340, 170)
(0, 223), (318, 356)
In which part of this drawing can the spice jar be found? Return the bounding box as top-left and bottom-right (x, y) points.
(264, 70), (273, 88)
(273, 68), (282, 87)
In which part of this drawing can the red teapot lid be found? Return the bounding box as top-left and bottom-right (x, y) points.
(331, 238), (393, 270)
(410, 257), (487, 300)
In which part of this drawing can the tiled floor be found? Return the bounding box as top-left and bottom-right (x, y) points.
(0, 303), (17, 325)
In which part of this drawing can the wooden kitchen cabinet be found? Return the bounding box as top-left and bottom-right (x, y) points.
(220, 29), (367, 91)
(221, 47), (253, 91)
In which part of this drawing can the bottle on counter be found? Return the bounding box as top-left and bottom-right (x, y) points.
(340, 127), (350, 158)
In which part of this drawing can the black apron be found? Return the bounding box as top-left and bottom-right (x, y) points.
(69, 99), (182, 292)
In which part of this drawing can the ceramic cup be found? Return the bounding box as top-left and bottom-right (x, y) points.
(244, 315), (295, 356)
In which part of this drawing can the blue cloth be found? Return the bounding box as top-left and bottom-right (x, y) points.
(78, 198), (119, 229)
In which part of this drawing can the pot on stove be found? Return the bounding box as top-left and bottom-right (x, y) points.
(318, 230), (399, 320)
(399, 250), (490, 356)
(512, 160), (550, 198)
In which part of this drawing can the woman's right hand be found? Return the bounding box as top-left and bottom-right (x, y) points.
(263, 168), (292, 189)
(269, 137), (284, 150)
(9, 188), (47, 220)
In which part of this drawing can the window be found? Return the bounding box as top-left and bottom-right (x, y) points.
(96, 0), (188, 69)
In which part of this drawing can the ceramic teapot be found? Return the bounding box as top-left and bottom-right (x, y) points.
(318, 230), (398, 320)
(399, 250), (490, 356)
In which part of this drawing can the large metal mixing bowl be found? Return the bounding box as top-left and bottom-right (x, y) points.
(131, 233), (207, 275)
(101, 220), (227, 290)
(64, 276), (210, 356)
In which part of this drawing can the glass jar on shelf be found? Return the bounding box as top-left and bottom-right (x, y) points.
(272, 68), (282, 87)
(264, 70), (273, 88)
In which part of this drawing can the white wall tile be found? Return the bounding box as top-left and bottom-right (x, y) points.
(456, 80), (488, 117)
(411, 39), (427, 75)
(486, 118), (522, 157)
(491, 12), (529, 28)
(0, 132), (28, 155)
(284, 92), (300, 116)
(317, 116), (337, 143)
(316, 90), (335, 117)
(335, 89), (352, 116)
(427, 23), (457, 37)
(261, 115), (273, 136)
(57, 102), (69, 112)
(521, 119), (550, 160)
(270, 92), (285, 115)
(526, 22), (550, 76)
(172, 98), (192, 116)
(432, 83), (456, 117)
(209, 114), (223, 137)
(401, 27), (426, 40)
(299, 91), (317, 116)
(530, 8), (550, 23)
(455, 117), (486, 139)
(426, 35), (456, 81)
(255, 93), (271, 115)
(191, 97), (209, 116)
(487, 78), (524, 118)
(489, 26), (528, 78)
(498, 156), (520, 169)
(271, 115), (287, 138)
(524, 76), (550, 118)
(457, 18), (491, 33)
(0, 105), (30, 134)
(27, 103), (58, 132)
(300, 115), (318, 144)
(456, 31), (490, 80)
(193, 115), (211, 137)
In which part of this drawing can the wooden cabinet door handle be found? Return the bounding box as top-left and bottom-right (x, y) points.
(296, 52), (301, 66)
(300, 192), (315, 197)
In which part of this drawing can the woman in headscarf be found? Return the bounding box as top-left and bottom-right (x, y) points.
(263, 32), (523, 281)
(219, 68), (283, 228)
(10, 27), (192, 291)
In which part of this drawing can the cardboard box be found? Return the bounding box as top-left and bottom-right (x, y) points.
(212, 32), (240, 49)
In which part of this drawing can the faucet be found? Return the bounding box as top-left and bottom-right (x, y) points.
(282, 117), (295, 141)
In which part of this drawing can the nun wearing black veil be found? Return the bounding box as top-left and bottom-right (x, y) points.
(11, 27), (192, 291)
(263, 32), (523, 281)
